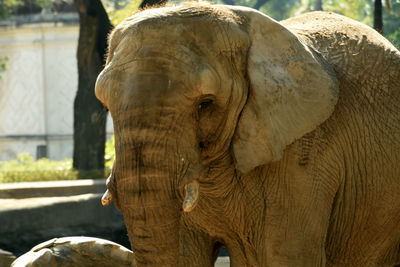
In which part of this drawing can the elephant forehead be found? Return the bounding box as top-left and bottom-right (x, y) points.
(112, 21), (234, 63)
(106, 5), (249, 65)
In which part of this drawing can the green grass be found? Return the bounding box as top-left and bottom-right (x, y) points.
(0, 137), (115, 183)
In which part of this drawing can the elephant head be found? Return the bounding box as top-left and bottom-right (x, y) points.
(95, 3), (338, 266)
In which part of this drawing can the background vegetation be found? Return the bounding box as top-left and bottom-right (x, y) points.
(101, 0), (400, 48)
(103, 0), (400, 47)
(0, 56), (7, 79)
(0, 138), (115, 183)
(384, 0), (400, 47)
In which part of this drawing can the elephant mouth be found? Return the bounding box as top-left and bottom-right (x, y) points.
(213, 241), (226, 255)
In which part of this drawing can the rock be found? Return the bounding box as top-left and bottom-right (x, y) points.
(215, 256), (230, 267)
(11, 236), (135, 267)
(0, 193), (128, 256)
(0, 249), (16, 267)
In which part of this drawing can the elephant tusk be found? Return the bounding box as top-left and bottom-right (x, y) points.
(101, 189), (113, 206)
(183, 180), (199, 212)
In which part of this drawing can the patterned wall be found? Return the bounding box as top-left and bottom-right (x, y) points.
(0, 44), (46, 136)
(0, 21), (114, 161)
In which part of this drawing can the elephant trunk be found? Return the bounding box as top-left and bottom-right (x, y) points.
(122, 198), (181, 266)
(118, 150), (181, 266)
(110, 115), (198, 266)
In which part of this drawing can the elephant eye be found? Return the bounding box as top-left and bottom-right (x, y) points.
(196, 95), (215, 116)
(198, 99), (213, 112)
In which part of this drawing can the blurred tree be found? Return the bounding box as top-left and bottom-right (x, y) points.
(253, 0), (269, 10)
(292, 0), (394, 37)
(260, 0), (299, 20)
(314, 0), (322, 10)
(73, 0), (112, 177)
(292, 0), (372, 24)
(0, 0), (21, 18)
(220, 0), (234, 5)
(0, 0), (52, 19)
(383, 0), (400, 48)
(217, 0), (298, 20)
(374, 0), (392, 34)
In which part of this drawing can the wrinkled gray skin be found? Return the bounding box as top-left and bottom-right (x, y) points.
(95, 4), (400, 267)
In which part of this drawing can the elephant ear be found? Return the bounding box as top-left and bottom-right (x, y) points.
(227, 6), (339, 173)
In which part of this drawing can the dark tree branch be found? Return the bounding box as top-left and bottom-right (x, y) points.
(385, 0), (391, 14)
(374, 0), (383, 34)
(315, 0), (323, 11)
(253, 0), (270, 11)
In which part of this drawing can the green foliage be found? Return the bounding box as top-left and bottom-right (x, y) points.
(0, 153), (78, 183)
(31, 0), (52, 9)
(255, 0), (399, 50)
(0, 138), (115, 183)
(105, 135), (115, 170)
(100, 0), (399, 42)
(221, 0), (257, 9)
(291, 0), (372, 23)
(261, 0), (300, 20)
(384, 0), (400, 49)
(0, 56), (8, 80)
(323, 0), (372, 24)
(0, 57), (7, 71)
(103, 0), (142, 25)
(0, 0), (52, 19)
(0, 0), (22, 19)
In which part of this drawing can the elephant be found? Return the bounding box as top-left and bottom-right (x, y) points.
(95, 3), (400, 266)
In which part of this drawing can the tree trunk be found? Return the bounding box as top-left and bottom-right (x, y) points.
(73, 0), (112, 178)
(374, 0), (383, 33)
(314, 0), (323, 11)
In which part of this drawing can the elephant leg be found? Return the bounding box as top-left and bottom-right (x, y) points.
(263, 207), (331, 266)
(178, 226), (219, 267)
(262, 157), (338, 266)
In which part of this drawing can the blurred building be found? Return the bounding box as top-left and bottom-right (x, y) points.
(0, 0), (113, 161)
